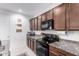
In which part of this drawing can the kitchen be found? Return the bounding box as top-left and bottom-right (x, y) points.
(0, 3), (79, 56)
(27, 3), (79, 56)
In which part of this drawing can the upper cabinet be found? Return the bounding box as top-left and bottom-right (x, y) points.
(30, 18), (35, 31)
(69, 3), (79, 30)
(46, 10), (54, 20)
(54, 4), (66, 30)
(30, 18), (34, 30)
(30, 3), (79, 31)
(38, 15), (42, 30)
(34, 18), (38, 30)
(41, 13), (47, 21)
(30, 19), (32, 30)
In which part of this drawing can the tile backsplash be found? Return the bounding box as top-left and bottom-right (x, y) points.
(34, 30), (79, 42)
(34, 30), (66, 35)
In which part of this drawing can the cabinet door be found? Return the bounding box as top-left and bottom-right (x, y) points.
(49, 46), (64, 56)
(34, 40), (36, 53)
(54, 4), (66, 30)
(30, 19), (33, 30)
(41, 13), (47, 21)
(32, 19), (35, 30)
(69, 3), (79, 30)
(38, 16), (41, 30)
(27, 38), (29, 47)
(31, 39), (34, 51)
(46, 10), (53, 20)
(28, 38), (31, 48)
(35, 18), (38, 30)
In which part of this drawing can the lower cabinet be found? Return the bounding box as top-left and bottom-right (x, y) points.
(49, 45), (75, 56)
(31, 39), (36, 53)
(27, 37), (36, 54)
(27, 37), (31, 48)
(27, 37), (29, 47)
(49, 51), (58, 56)
(34, 40), (36, 53)
(27, 37), (75, 56)
(30, 38), (34, 51)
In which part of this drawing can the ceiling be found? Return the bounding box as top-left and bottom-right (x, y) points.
(0, 3), (61, 17)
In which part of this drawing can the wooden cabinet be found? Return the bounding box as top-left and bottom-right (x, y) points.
(54, 4), (66, 30)
(34, 18), (38, 30)
(49, 45), (75, 56)
(41, 13), (47, 21)
(30, 38), (34, 51)
(30, 18), (38, 30)
(30, 19), (35, 30)
(53, 3), (79, 31)
(27, 36), (29, 47)
(27, 35), (36, 54)
(27, 37), (31, 48)
(68, 3), (79, 30)
(34, 40), (36, 53)
(30, 15), (41, 31)
(30, 4), (67, 31)
(38, 15), (42, 30)
(30, 3), (79, 31)
(30, 19), (33, 30)
(46, 10), (54, 20)
(32, 19), (35, 30)
(49, 51), (57, 56)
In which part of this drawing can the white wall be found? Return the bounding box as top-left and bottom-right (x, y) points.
(0, 10), (30, 55)
(0, 12), (10, 53)
(0, 13), (10, 40)
(9, 14), (30, 56)
(34, 3), (61, 17)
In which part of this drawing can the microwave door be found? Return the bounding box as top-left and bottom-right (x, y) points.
(41, 19), (54, 30)
(41, 22), (49, 30)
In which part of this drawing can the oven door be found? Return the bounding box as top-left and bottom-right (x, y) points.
(36, 40), (49, 56)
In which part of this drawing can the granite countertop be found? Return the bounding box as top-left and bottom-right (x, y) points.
(49, 39), (79, 56)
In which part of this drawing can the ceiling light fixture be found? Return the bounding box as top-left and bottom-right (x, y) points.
(18, 9), (22, 13)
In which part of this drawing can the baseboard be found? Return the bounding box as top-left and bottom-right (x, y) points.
(10, 46), (36, 56)
(10, 46), (27, 56)
(25, 46), (36, 56)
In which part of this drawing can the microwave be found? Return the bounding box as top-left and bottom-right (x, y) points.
(41, 19), (54, 30)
